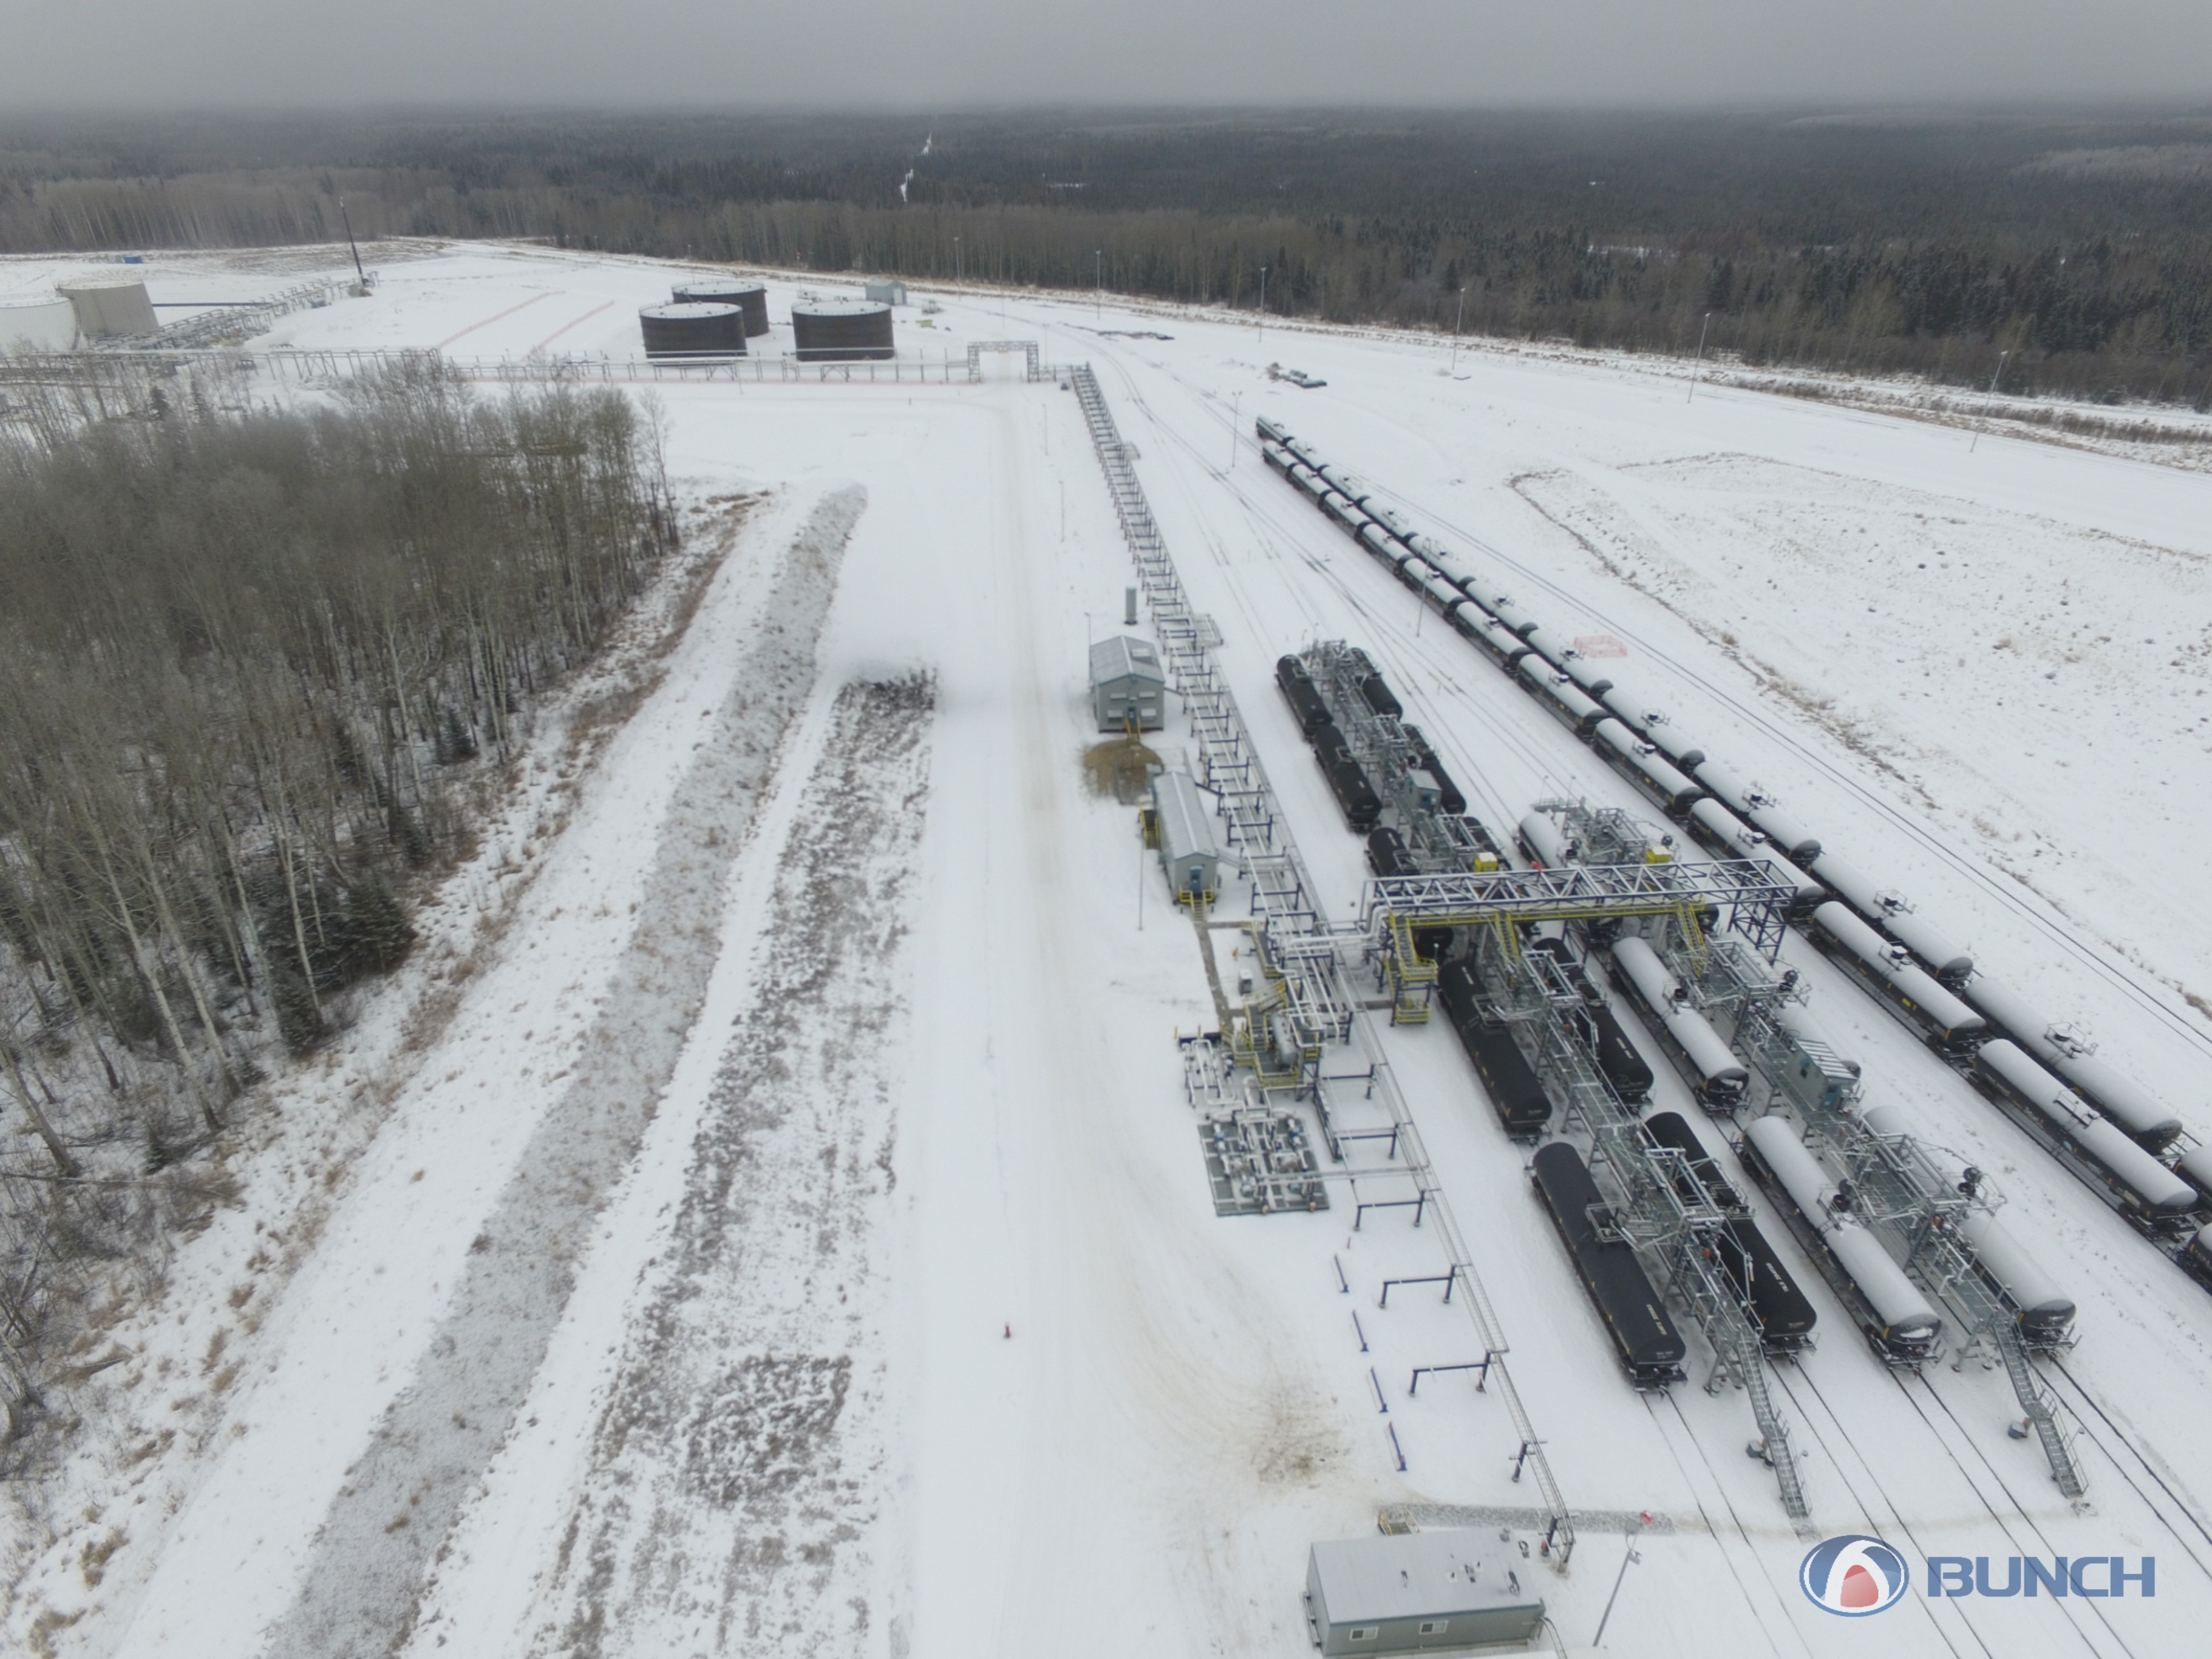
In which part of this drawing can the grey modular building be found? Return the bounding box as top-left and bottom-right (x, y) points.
(1305, 1531), (1546, 1655)
(1089, 635), (1167, 731)
(1151, 770), (1220, 905)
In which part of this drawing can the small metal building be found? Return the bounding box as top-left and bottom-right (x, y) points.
(1089, 635), (1167, 731)
(59, 281), (157, 340)
(1305, 1532), (1546, 1655)
(1151, 771), (1220, 905)
(864, 278), (909, 306)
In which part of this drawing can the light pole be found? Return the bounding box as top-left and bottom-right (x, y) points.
(1229, 392), (1241, 471)
(1970, 348), (2011, 453)
(1592, 1515), (1647, 1648)
(954, 235), (961, 283)
(1449, 285), (1466, 375)
(1095, 249), (1103, 319)
(1258, 264), (1268, 346)
(1686, 311), (1714, 404)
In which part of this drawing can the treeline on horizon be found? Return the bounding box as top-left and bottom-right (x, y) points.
(0, 362), (670, 1421)
(5, 107), (2212, 403)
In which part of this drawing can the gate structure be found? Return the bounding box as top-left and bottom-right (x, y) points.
(966, 340), (1042, 382)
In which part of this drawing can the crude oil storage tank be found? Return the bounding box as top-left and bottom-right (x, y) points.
(638, 302), (745, 358)
(1150, 771), (1220, 905)
(1089, 635), (1167, 731)
(672, 281), (769, 337)
(792, 300), (894, 361)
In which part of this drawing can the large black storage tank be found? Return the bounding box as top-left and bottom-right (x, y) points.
(673, 281), (770, 337)
(639, 302), (744, 358)
(791, 300), (894, 361)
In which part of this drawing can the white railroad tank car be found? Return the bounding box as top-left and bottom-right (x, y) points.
(1973, 1040), (2197, 1220)
(1610, 936), (1749, 1105)
(1806, 851), (1974, 983)
(1809, 902), (1986, 1047)
(1742, 1114), (1943, 1362)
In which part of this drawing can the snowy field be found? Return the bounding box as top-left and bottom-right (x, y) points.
(4, 241), (2212, 1658)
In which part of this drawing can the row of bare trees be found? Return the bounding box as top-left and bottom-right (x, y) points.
(0, 358), (671, 1432)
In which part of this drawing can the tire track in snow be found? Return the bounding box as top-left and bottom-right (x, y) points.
(258, 489), (867, 1659)
(519, 672), (935, 1659)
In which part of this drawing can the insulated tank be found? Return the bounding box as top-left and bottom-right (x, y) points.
(1958, 1211), (2077, 1342)
(1858, 1103), (2077, 1341)
(1693, 760), (1820, 860)
(1610, 936), (1749, 1103)
(1806, 852), (1973, 982)
(1741, 1114), (1943, 1354)
(672, 280), (769, 337)
(2046, 1048), (2183, 1151)
(1809, 902), (1986, 1043)
(1517, 813), (1575, 869)
(639, 302), (745, 358)
(1974, 1041), (2197, 1215)
(791, 300), (894, 361)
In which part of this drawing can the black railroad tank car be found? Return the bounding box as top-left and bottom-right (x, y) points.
(1712, 1222), (1820, 1350)
(1642, 1113), (1817, 1349)
(1275, 656), (1335, 736)
(1437, 963), (1554, 1136)
(1531, 1142), (1689, 1387)
(1366, 826), (1411, 877)
(1313, 728), (1383, 831)
(1582, 1004), (1656, 1103)
(1397, 724), (1468, 816)
(1349, 654), (1404, 719)
(1642, 1110), (1743, 1208)
(1526, 938), (1654, 1102)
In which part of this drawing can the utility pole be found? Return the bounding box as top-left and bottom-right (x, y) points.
(1686, 311), (1713, 403)
(1450, 286), (1466, 375)
(954, 236), (961, 283)
(1095, 250), (1103, 319)
(1970, 348), (2011, 453)
(1258, 265), (1268, 346)
(338, 197), (367, 289)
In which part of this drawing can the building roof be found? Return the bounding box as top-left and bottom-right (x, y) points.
(1151, 770), (1218, 867)
(1091, 635), (1166, 687)
(1308, 1531), (1542, 1625)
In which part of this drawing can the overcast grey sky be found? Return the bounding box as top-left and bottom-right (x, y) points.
(7, 0), (2212, 108)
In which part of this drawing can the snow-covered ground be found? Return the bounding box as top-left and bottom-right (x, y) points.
(4, 242), (2211, 1658)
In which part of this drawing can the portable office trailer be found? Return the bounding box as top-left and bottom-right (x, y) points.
(863, 278), (910, 305)
(1151, 771), (1220, 904)
(1089, 635), (1167, 730)
(1305, 1532), (1545, 1655)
